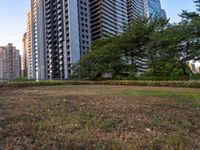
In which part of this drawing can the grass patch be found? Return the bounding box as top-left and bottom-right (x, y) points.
(100, 119), (116, 132)
(121, 89), (200, 100)
(150, 117), (169, 128)
(193, 98), (200, 109)
(0, 85), (200, 149)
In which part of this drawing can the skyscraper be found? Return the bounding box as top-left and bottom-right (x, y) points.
(144, 0), (166, 19)
(31, 0), (46, 80)
(26, 11), (33, 79)
(0, 44), (21, 80)
(30, 0), (91, 80)
(44, 0), (91, 79)
(127, 0), (145, 23)
(90, 0), (129, 41)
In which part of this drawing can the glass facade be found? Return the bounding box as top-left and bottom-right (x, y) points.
(145, 0), (166, 19)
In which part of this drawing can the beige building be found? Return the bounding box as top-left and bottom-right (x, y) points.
(188, 63), (200, 74)
(21, 11), (33, 79)
(26, 11), (33, 79)
(22, 11), (32, 79)
(0, 43), (21, 80)
(197, 67), (200, 73)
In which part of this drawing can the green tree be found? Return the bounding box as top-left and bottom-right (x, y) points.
(147, 22), (197, 77)
(145, 0), (200, 78)
(76, 36), (126, 80)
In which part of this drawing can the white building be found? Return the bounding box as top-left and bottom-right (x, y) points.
(31, 0), (91, 80)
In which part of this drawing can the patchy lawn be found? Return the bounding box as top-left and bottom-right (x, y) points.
(0, 85), (200, 149)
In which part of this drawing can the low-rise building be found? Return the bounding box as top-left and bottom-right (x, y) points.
(188, 63), (200, 74)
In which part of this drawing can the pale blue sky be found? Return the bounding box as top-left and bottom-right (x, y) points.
(0, 0), (30, 52)
(0, 0), (197, 53)
(160, 0), (196, 22)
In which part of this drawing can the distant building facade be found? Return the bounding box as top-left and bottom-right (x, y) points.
(188, 63), (200, 74)
(197, 66), (200, 73)
(144, 0), (166, 19)
(22, 11), (32, 79)
(0, 43), (21, 80)
(26, 11), (33, 79)
(22, 32), (28, 77)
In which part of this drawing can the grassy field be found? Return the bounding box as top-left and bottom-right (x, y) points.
(0, 85), (200, 149)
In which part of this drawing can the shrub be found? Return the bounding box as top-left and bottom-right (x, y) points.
(1, 80), (200, 88)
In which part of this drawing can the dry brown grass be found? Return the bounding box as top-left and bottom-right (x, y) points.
(0, 85), (200, 149)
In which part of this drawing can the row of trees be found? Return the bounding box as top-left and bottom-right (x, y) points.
(75, 1), (200, 80)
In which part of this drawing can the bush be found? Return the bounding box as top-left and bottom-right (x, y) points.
(0, 80), (200, 88)
(191, 74), (200, 80)
(11, 77), (35, 82)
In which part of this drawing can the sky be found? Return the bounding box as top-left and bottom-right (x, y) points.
(0, 0), (197, 55)
(160, 0), (196, 22)
(0, 0), (30, 53)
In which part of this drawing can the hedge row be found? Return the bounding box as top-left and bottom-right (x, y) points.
(99, 80), (200, 88)
(0, 80), (200, 88)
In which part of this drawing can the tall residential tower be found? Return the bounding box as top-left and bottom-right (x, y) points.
(0, 44), (21, 80)
(31, 0), (46, 80)
(30, 0), (91, 80)
(26, 11), (33, 79)
(44, 0), (91, 79)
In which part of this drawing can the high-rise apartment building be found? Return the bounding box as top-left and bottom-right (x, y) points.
(22, 11), (33, 79)
(26, 11), (33, 79)
(0, 44), (21, 80)
(30, 0), (91, 80)
(31, 0), (46, 80)
(78, 0), (92, 57)
(90, 0), (129, 41)
(45, 0), (90, 79)
(127, 0), (145, 23)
